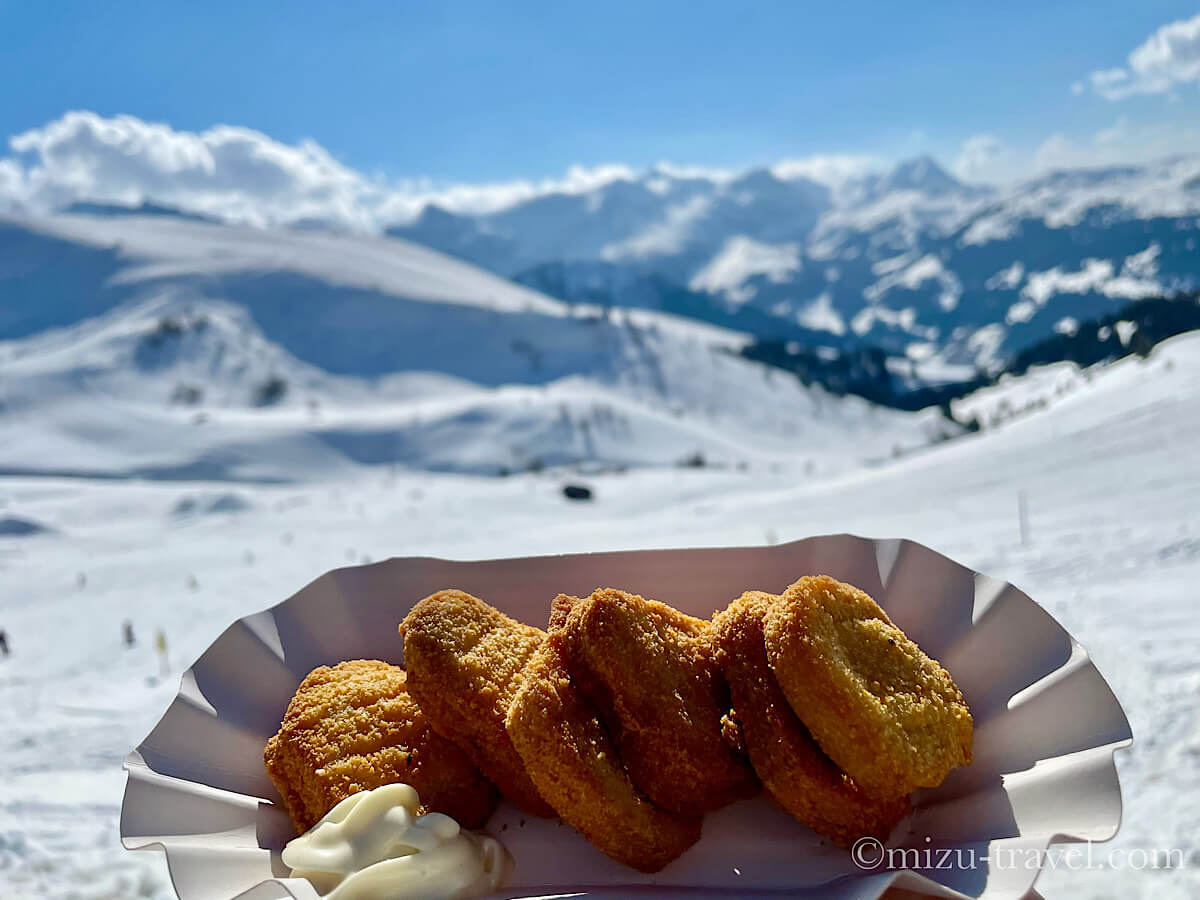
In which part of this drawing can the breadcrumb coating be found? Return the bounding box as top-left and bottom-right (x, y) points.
(554, 588), (757, 815)
(399, 589), (553, 816)
(506, 631), (702, 872)
(764, 576), (973, 800)
(263, 659), (497, 833)
(713, 592), (909, 846)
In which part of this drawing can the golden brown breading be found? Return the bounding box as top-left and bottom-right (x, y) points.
(547, 591), (581, 631)
(553, 588), (757, 815)
(712, 592), (909, 846)
(263, 659), (497, 833)
(505, 631), (702, 872)
(764, 576), (973, 800)
(399, 589), (553, 816)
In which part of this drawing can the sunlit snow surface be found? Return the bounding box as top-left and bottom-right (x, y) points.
(3, 334), (1200, 899)
(0, 212), (958, 482)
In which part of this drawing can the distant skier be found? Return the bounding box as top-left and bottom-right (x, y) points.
(0, 628), (8, 657)
(155, 629), (169, 676)
(122, 620), (136, 648)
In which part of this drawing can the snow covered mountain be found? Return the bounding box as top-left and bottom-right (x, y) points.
(0, 212), (955, 480)
(390, 165), (831, 282)
(389, 155), (1200, 371)
(6, 178), (1200, 900)
(6, 317), (1200, 900)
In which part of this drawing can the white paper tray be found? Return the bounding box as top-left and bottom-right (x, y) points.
(120, 534), (1133, 899)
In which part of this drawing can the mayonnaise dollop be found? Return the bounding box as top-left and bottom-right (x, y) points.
(281, 783), (511, 900)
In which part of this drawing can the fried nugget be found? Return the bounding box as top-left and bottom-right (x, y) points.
(263, 659), (497, 832)
(547, 591), (580, 631)
(505, 631), (702, 872)
(399, 589), (553, 816)
(713, 592), (909, 846)
(764, 576), (973, 800)
(553, 588), (757, 815)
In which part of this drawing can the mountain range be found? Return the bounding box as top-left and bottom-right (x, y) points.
(389, 154), (1200, 376)
(0, 212), (952, 480)
(2, 151), (1198, 480)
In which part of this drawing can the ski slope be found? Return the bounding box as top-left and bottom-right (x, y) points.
(0, 214), (956, 480)
(2, 331), (1199, 898)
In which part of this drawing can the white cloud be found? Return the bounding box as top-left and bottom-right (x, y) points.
(1093, 116), (1129, 145)
(1032, 134), (1076, 171)
(0, 109), (1195, 236)
(379, 163), (636, 221)
(770, 154), (880, 187)
(0, 114), (877, 229)
(0, 158), (26, 210)
(1087, 68), (1134, 98)
(1032, 118), (1200, 172)
(953, 134), (1003, 180)
(1082, 13), (1200, 99)
(945, 114), (1196, 186)
(1, 110), (638, 229)
(648, 161), (735, 182)
(556, 163), (635, 193)
(10, 111), (370, 228)
(0, 113), (891, 232)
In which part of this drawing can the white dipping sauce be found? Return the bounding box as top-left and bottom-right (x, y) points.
(281, 783), (511, 900)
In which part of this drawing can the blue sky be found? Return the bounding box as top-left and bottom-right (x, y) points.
(1, 0), (1197, 185)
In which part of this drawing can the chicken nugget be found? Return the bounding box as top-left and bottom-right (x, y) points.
(505, 631), (702, 872)
(547, 591), (581, 631)
(553, 588), (757, 814)
(764, 576), (973, 800)
(263, 659), (497, 832)
(713, 592), (909, 846)
(399, 589), (553, 816)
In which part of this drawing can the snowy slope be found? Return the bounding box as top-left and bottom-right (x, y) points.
(0, 213), (955, 480)
(0, 293), (950, 480)
(1, 322), (1199, 900)
(1, 211), (739, 362)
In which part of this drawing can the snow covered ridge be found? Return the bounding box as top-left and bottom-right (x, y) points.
(0, 213), (956, 481)
(392, 154), (1200, 369)
(951, 327), (1200, 434)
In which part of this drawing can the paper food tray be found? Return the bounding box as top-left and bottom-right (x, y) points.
(120, 534), (1133, 900)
